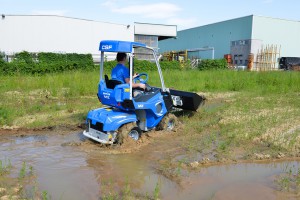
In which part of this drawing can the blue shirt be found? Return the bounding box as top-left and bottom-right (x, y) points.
(111, 63), (129, 84)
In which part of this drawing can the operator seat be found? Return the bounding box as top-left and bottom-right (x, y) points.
(105, 75), (122, 89)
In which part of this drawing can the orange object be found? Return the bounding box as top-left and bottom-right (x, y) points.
(247, 53), (254, 70)
(224, 54), (232, 64)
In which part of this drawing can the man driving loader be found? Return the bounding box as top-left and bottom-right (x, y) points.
(111, 52), (146, 91)
(83, 40), (206, 145)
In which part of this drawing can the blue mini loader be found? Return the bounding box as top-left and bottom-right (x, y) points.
(83, 40), (205, 144)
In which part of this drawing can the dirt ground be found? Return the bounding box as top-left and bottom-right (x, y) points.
(1, 91), (299, 199)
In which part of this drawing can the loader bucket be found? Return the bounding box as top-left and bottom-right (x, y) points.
(169, 89), (206, 111)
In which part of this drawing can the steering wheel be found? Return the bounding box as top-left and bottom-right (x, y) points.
(133, 72), (148, 84)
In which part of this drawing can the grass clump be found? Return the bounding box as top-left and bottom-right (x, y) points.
(0, 160), (50, 200)
(275, 165), (300, 194)
(19, 162), (26, 179)
(100, 178), (162, 200)
(0, 159), (12, 175)
(153, 181), (161, 200)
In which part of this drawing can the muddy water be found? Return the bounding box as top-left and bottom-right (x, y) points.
(0, 133), (99, 199)
(163, 162), (299, 200)
(0, 132), (299, 200)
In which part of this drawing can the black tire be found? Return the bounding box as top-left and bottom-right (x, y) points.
(115, 123), (141, 144)
(128, 127), (142, 141)
(157, 113), (177, 131)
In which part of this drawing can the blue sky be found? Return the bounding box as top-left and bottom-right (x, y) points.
(1, 0), (299, 30)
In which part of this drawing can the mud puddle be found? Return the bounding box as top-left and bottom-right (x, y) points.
(163, 161), (300, 200)
(0, 132), (299, 199)
(0, 133), (99, 199)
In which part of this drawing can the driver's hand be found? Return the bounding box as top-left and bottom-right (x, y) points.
(133, 73), (139, 79)
(139, 83), (146, 90)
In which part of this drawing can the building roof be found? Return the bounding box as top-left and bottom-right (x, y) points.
(179, 15), (299, 32)
(2, 14), (177, 40)
(1, 14), (129, 26)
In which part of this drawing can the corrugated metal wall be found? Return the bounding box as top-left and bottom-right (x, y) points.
(159, 15), (300, 59)
(158, 16), (253, 59)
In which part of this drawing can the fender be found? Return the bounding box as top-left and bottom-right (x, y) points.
(87, 107), (137, 131)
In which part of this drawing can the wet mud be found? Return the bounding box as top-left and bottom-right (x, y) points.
(0, 130), (299, 200)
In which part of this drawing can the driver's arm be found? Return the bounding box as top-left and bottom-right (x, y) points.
(125, 78), (146, 89)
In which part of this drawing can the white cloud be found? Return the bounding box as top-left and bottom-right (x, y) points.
(103, 2), (181, 19)
(32, 10), (69, 16)
(101, 1), (194, 28)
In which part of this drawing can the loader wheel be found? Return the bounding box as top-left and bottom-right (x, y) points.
(157, 113), (177, 131)
(115, 123), (141, 144)
(128, 127), (141, 141)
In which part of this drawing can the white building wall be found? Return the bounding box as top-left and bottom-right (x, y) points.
(0, 15), (133, 56)
(252, 15), (300, 57)
(134, 22), (177, 37)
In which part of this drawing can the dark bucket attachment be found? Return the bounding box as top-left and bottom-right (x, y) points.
(169, 89), (206, 111)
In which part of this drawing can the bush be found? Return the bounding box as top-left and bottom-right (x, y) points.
(160, 61), (181, 70)
(103, 60), (117, 72)
(38, 53), (94, 71)
(0, 52), (182, 75)
(103, 59), (181, 72)
(198, 59), (227, 70)
(0, 51), (95, 75)
(0, 52), (6, 72)
(13, 51), (35, 65)
(0, 52), (5, 60)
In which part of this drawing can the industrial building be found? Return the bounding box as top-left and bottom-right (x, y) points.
(159, 15), (300, 70)
(1, 14), (299, 70)
(0, 14), (176, 61)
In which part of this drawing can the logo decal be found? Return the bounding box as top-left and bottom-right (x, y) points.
(103, 92), (111, 99)
(102, 45), (113, 50)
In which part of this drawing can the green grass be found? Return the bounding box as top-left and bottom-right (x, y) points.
(0, 69), (299, 128)
(0, 70), (101, 127)
(19, 162), (26, 179)
(0, 69), (299, 159)
(100, 178), (161, 200)
(153, 181), (161, 200)
(0, 159), (12, 175)
(1, 69), (299, 98)
(149, 69), (300, 93)
(180, 91), (299, 160)
(275, 165), (300, 194)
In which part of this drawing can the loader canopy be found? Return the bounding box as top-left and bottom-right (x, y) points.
(99, 40), (146, 53)
(98, 40), (166, 100)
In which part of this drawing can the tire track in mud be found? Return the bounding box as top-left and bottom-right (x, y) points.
(63, 127), (182, 155)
